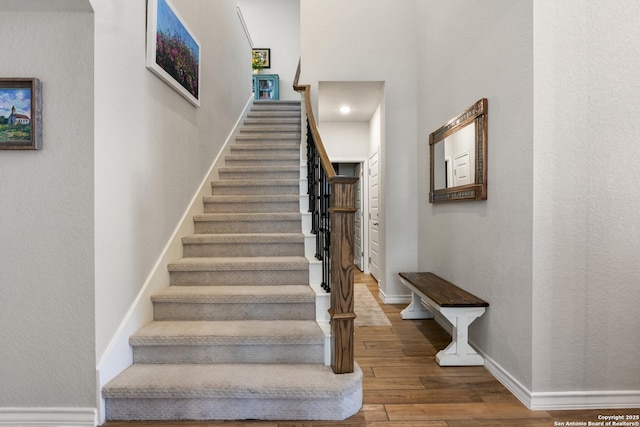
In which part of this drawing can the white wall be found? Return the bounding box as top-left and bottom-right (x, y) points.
(0, 0), (96, 410)
(417, 0), (534, 390)
(532, 0), (640, 400)
(237, 0), (300, 100)
(300, 0), (419, 301)
(93, 0), (251, 363)
(319, 121), (369, 162)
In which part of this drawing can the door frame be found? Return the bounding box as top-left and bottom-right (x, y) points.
(332, 159), (369, 274)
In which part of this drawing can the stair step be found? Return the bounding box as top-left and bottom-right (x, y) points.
(183, 232), (303, 257)
(244, 117), (300, 125)
(168, 256), (309, 286)
(218, 165), (300, 180)
(240, 124), (300, 132)
(251, 103), (301, 111)
(236, 133), (300, 142)
(247, 110), (301, 118)
(193, 212), (301, 233)
(151, 285), (315, 321)
(130, 320), (324, 364)
(203, 194), (299, 214)
(229, 144), (300, 157)
(210, 179), (299, 195)
(224, 153), (300, 167)
(103, 363), (363, 421)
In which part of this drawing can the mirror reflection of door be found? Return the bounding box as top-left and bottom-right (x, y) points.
(452, 151), (471, 186)
(369, 151), (380, 281)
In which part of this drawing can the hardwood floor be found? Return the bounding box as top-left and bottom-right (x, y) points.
(103, 271), (639, 427)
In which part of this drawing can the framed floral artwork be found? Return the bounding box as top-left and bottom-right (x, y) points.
(146, 0), (201, 106)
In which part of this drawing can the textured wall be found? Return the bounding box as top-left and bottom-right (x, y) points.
(0, 3), (96, 407)
(416, 0), (535, 389)
(532, 0), (640, 394)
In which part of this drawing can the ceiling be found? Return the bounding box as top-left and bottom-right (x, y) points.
(318, 81), (384, 122)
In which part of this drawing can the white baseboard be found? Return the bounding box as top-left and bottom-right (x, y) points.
(481, 349), (640, 410)
(530, 390), (640, 410)
(379, 289), (411, 305)
(0, 407), (96, 426)
(94, 95), (254, 425)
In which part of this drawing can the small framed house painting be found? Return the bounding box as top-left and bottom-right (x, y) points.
(252, 48), (271, 69)
(0, 78), (42, 150)
(146, 0), (201, 107)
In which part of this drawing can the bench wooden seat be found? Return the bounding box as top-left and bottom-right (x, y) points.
(399, 272), (489, 366)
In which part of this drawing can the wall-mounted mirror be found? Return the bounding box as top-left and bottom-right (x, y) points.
(429, 98), (488, 203)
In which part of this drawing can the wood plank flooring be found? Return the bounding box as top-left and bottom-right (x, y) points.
(103, 271), (639, 427)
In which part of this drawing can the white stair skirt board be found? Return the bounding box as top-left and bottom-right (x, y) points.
(400, 282), (486, 366)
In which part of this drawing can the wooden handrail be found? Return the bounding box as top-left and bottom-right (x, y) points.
(294, 60), (357, 375)
(293, 60), (336, 179)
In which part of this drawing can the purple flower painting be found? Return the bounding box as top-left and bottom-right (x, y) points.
(147, 0), (200, 106)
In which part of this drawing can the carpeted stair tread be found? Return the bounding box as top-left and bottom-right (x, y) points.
(102, 363), (361, 400)
(130, 320), (324, 346)
(218, 165), (300, 173)
(182, 233), (303, 245)
(203, 194), (299, 203)
(236, 133), (300, 141)
(151, 284), (315, 304)
(225, 153), (300, 161)
(240, 125), (300, 132)
(211, 178), (299, 187)
(168, 256), (308, 271)
(244, 117), (300, 125)
(230, 141), (299, 148)
(193, 212), (301, 222)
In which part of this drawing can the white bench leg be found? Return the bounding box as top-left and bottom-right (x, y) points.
(436, 307), (485, 366)
(401, 292), (433, 319)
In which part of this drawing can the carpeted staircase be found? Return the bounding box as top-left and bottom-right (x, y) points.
(102, 100), (362, 421)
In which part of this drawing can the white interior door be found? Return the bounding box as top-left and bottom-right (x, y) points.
(369, 151), (380, 280)
(452, 151), (471, 187)
(354, 163), (364, 271)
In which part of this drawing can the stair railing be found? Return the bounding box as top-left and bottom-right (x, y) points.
(294, 61), (358, 375)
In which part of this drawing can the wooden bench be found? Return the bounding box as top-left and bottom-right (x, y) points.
(399, 272), (489, 366)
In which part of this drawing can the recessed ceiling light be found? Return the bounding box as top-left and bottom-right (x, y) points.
(340, 105), (351, 114)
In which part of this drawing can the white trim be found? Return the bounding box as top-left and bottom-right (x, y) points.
(481, 348), (640, 410)
(95, 95), (254, 425)
(378, 288), (410, 305)
(481, 350), (533, 409)
(0, 407), (96, 426)
(530, 390), (640, 411)
(236, 6), (253, 47)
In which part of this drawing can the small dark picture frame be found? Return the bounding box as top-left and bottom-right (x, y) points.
(0, 78), (42, 150)
(252, 48), (271, 69)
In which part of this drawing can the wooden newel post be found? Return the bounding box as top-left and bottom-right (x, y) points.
(328, 175), (359, 374)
